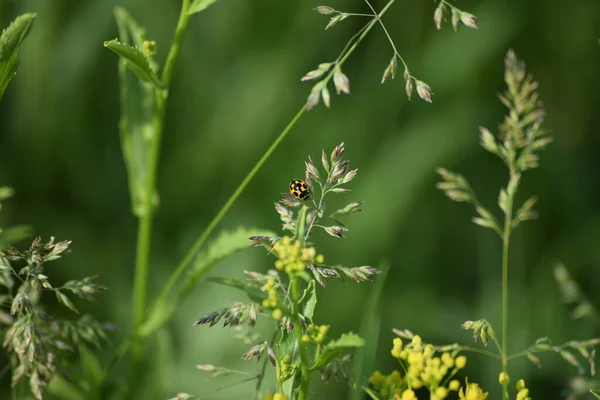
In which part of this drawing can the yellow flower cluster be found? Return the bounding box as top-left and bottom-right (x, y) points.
(278, 354), (297, 382)
(273, 236), (324, 273)
(515, 379), (531, 400)
(458, 380), (488, 400)
(302, 324), (329, 344)
(260, 278), (283, 319)
(370, 335), (489, 400)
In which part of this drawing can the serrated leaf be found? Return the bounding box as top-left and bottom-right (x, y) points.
(104, 39), (162, 87)
(298, 280), (317, 323)
(351, 262), (388, 400)
(187, 0), (220, 15)
(141, 228), (274, 336)
(181, 227), (276, 297)
(0, 13), (36, 101)
(113, 7), (159, 217)
(312, 332), (364, 370)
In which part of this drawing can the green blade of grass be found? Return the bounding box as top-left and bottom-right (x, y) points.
(350, 261), (389, 400)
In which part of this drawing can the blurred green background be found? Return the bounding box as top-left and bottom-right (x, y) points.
(1, 0), (600, 398)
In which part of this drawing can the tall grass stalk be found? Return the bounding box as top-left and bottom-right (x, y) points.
(132, 0), (191, 358)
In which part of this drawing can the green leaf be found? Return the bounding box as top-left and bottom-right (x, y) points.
(56, 291), (78, 314)
(277, 329), (302, 398)
(351, 262), (389, 400)
(0, 224), (33, 248)
(187, 0), (220, 15)
(0, 13), (36, 101)
(298, 280), (317, 323)
(591, 390), (600, 399)
(312, 332), (365, 370)
(112, 7), (159, 217)
(181, 227), (276, 297)
(206, 277), (265, 303)
(79, 345), (105, 392)
(104, 39), (162, 87)
(0, 186), (14, 201)
(363, 387), (383, 400)
(141, 227), (274, 337)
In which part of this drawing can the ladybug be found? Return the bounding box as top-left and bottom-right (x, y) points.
(289, 179), (310, 200)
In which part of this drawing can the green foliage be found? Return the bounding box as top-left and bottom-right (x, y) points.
(312, 332), (365, 370)
(103, 39), (161, 88)
(0, 237), (108, 400)
(111, 7), (159, 218)
(187, 0), (221, 15)
(0, 13), (36, 101)
(351, 262), (389, 400)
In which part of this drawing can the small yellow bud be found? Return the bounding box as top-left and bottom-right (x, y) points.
(498, 371), (510, 386)
(411, 378), (423, 389)
(262, 393), (274, 400)
(455, 355), (467, 369)
(273, 393), (288, 400)
(315, 254), (324, 264)
(441, 352), (454, 367)
(275, 260), (284, 270)
(262, 299), (270, 308)
(388, 370), (402, 384)
(272, 308), (282, 320)
(516, 388), (529, 400)
(411, 335), (422, 348)
(401, 389), (416, 400)
(302, 335), (310, 342)
(449, 379), (460, 391)
(369, 371), (385, 385)
(516, 379), (526, 391)
(282, 354), (291, 363)
(435, 386), (449, 399)
(393, 337), (403, 349)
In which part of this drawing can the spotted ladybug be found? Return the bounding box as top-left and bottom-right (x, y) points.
(289, 179), (310, 200)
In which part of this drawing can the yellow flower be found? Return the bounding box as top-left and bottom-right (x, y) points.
(315, 254), (324, 264)
(369, 370), (385, 386)
(401, 389), (416, 400)
(435, 386), (449, 399)
(516, 388), (529, 400)
(449, 380), (460, 391)
(458, 381), (488, 400)
(273, 393), (288, 400)
(455, 355), (467, 369)
(441, 352), (454, 368)
(412, 335), (422, 349)
(272, 308), (282, 320)
(391, 337), (403, 358)
(515, 379), (526, 391)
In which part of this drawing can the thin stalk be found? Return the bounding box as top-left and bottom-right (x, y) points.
(362, 0), (408, 70)
(132, 0), (191, 358)
(146, 0), (397, 332)
(501, 169), (515, 400)
(291, 276), (310, 400)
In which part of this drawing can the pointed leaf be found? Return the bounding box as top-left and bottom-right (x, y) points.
(103, 39), (162, 87)
(0, 13), (36, 101)
(298, 280), (317, 323)
(188, 0), (220, 15)
(351, 262), (388, 400)
(311, 332), (364, 370)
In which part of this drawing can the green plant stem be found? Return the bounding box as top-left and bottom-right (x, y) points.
(132, 0), (191, 358)
(501, 170), (515, 400)
(291, 275), (310, 400)
(362, 0), (408, 71)
(141, 0), (396, 340)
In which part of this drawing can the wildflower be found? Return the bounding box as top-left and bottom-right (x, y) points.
(272, 309), (282, 320)
(391, 337), (403, 358)
(515, 379), (526, 391)
(458, 380), (488, 400)
(434, 386), (449, 399)
(455, 355), (467, 369)
(449, 379), (461, 391)
(272, 236), (322, 273)
(400, 389), (416, 400)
